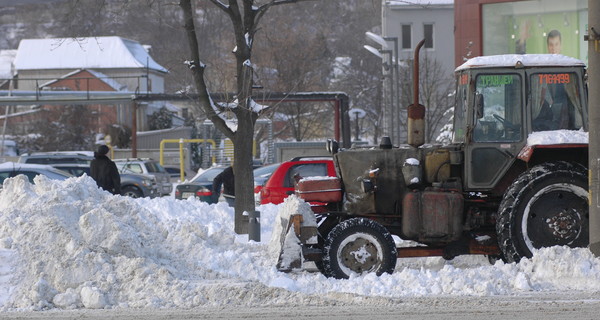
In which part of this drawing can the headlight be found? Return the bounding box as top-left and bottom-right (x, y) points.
(141, 179), (152, 187)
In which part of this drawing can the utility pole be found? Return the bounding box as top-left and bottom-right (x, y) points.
(588, 0), (600, 256)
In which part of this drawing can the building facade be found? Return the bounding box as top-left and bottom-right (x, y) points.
(381, 0), (455, 144)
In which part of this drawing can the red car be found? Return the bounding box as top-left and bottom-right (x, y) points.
(259, 157), (336, 205)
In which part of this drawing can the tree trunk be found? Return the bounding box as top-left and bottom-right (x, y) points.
(232, 112), (256, 234)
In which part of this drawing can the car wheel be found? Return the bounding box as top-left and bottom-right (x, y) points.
(496, 161), (588, 263)
(323, 218), (397, 279)
(122, 186), (143, 198)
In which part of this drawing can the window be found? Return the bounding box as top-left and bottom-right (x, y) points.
(284, 163), (328, 188)
(122, 163), (143, 174)
(401, 24), (412, 49)
(424, 24), (434, 49)
(473, 74), (522, 142)
(530, 73), (584, 131)
(452, 73), (469, 143)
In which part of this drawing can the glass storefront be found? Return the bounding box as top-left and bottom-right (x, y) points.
(482, 0), (588, 61)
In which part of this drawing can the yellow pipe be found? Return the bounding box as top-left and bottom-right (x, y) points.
(179, 138), (184, 182)
(159, 139), (217, 181)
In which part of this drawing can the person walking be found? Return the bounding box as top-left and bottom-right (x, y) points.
(212, 166), (234, 206)
(90, 145), (121, 195)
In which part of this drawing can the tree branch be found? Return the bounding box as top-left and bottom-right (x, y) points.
(254, 0), (315, 26)
(208, 0), (230, 12)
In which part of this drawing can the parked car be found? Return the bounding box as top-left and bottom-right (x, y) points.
(113, 158), (172, 196)
(0, 162), (73, 186)
(51, 163), (160, 198)
(18, 152), (94, 164)
(175, 166), (225, 203)
(259, 157), (336, 205)
(253, 163), (281, 205)
(176, 164), (279, 204)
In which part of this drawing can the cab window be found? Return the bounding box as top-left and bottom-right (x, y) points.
(530, 73), (584, 131)
(473, 74), (522, 142)
(453, 73), (469, 143)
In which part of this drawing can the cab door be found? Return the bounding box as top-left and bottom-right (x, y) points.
(464, 71), (527, 190)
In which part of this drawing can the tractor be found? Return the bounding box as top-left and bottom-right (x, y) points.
(277, 46), (590, 279)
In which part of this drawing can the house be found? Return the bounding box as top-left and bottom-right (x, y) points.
(378, 0), (455, 143)
(5, 36), (178, 132)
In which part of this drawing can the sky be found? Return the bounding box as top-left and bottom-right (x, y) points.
(1, 165), (600, 311)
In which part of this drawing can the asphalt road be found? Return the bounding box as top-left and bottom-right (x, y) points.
(2, 292), (599, 320)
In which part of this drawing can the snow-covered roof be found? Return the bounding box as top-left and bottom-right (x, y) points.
(456, 54), (585, 72)
(13, 36), (168, 73)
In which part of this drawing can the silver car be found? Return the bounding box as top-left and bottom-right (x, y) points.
(0, 162), (73, 186)
(113, 158), (173, 196)
(51, 163), (160, 198)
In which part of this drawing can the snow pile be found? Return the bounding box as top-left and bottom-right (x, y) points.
(1, 175), (600, 311)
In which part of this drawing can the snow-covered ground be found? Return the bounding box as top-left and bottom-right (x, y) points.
(1, 174), (600, 312)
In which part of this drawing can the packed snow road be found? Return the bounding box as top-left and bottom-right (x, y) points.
(1, 175), (600, 318)
(2, 293), (600, 319)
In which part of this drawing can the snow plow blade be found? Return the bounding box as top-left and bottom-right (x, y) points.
(271, 196), (320, 272)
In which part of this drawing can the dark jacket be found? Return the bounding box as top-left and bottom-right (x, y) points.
(212, 166), (234, 202)
(90, 153), (121, 195)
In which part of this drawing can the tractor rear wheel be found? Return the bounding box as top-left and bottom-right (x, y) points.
(496, 161), (588, 263)
(323, 218), (397, 279)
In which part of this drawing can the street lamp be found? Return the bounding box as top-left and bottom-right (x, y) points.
(365, 32), (400, 145)
(349, 107), (366, 141)
(364, 43), (396, 144)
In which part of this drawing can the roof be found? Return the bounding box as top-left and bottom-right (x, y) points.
(13, 36), (168, 73)
(455, 54), (586, 72)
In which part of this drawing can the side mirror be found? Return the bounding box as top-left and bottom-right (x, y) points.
(326, 139), (339, 154)
(475, 93), (484, 119)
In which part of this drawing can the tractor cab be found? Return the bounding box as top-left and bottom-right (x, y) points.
(452, 54), (587, 192)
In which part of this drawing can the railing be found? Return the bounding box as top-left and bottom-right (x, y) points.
(0, 74), (151, 105)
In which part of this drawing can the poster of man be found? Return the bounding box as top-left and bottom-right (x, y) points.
(512, 15), (572, 56)
(547, 29), (561, 54)
(482, 1), (587, 62)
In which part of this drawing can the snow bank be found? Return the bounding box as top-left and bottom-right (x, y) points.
(1, 175), (600, 311)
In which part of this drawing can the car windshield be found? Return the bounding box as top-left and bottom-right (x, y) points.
(146, 162), (167, 173)
(54, 166), (90, 177)
(192, 168), (224, 183)
(253, 163), (279, 177)
(253, 163), (279, 184)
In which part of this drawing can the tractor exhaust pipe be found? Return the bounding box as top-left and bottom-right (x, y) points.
(408, 39), (426, 147)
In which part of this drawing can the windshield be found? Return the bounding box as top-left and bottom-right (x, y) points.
(253, 163), (279, 178)
(473, 73), (522, 142)
(530, 72), (584, 131)
(193, 168), (224, 183)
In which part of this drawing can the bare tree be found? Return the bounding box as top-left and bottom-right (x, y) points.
(179, 0), (314, 233)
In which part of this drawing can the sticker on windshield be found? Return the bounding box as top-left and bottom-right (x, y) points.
(477, 75), (513, 87)
(538, 73), (570, 84)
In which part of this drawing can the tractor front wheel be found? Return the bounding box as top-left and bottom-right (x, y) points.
(323, 218), (397, 279)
